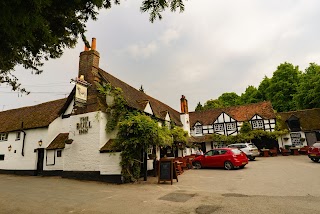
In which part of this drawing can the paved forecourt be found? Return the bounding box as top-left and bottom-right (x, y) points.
(0, 155), (319, 214)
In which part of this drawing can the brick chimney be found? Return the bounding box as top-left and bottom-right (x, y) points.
(76, 38), (101, 113)
(180, 95), (190, 135)
(180, 95), (189, 114)
(79, 38), (100, 79)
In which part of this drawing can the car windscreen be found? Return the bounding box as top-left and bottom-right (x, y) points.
(248, 143), (258, 148)
(231, 149), (242, 155)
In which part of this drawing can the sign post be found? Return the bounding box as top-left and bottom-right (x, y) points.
(158, 158), (178, 185)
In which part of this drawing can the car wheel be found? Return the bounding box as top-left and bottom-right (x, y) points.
(311, 158), (320, 163)
(249, 156), (255, 161)
(193, 161), (202, 169)
(224, 161), (234, 170)
(239, 165), (245, 169)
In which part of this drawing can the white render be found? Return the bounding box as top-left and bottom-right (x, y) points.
(0, 128), (47, 170)
(278, 131), (307, 148)
(180, 113), (190, 135)
(144, 102), (153, 115)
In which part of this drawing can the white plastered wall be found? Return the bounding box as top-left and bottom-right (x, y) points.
(0, 128), (47, 170)
(278, 131), (307, 148)
(98, 112), (122, 175)
(43, 115), (71, 171)
(63, 112), (101, 172)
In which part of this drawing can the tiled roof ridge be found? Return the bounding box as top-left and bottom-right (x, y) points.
(0, 98), (67, 113)
(189, 101), (272, 114)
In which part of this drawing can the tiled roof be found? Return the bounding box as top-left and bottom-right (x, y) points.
(46, 133), (69, 150)
(0, 99), (67, 133)
(98, 69), (182, 126)
(188, 135), (212, 143)
(189, 101), (275, 126)
(100, 139), (119, 152)
(278, 108), (320, 131)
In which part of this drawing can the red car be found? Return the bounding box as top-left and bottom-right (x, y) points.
(308, 142), (320, 163)
(192, 148), (248, 170)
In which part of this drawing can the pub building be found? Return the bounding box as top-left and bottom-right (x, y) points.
(0, 38), (195, 183)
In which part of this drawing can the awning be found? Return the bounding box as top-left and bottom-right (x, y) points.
(46, 133), (69, 150)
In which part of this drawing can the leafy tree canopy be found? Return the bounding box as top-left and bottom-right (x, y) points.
(294, 63), (320, 109)
(203, 99), (223, 110)
(218, 92), (240, 107)
(0, 0), (185, 92)
(267, 62), (301, 112)
(239, 85), (262, 105)
(195, 102), (204, 112)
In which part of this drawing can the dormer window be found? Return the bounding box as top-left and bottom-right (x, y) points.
(287, 115), (301, 132)
(252, 120), (264, 129)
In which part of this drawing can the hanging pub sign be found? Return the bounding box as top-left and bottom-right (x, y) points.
(72, 75), (91, 107)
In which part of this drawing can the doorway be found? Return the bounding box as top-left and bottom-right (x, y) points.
(36, 148), (45, 175)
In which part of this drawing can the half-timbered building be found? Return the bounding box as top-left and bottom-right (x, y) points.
(188, 101), (277, 151)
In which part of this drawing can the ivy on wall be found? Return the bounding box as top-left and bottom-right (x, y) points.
(98, 82), (188, 182)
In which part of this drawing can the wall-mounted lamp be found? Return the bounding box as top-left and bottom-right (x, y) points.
(8, 145), (12, 152)
(38, 140), (43, 147)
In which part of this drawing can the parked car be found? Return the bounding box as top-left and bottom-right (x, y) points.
(192, 148), (248, 170)
(227, 143), (260, 161)
(308, 142), (320, 162)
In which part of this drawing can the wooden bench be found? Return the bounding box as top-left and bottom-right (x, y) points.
(299, 146), (309, 155)
(280, 147), (290, 156)
(269, 148), (278, 157)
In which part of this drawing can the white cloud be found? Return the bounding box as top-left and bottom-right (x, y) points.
(160, 28), (180, 45)
(121, 41), (158, 59)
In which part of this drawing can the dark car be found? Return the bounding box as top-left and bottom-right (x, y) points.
(192, 148), (248, 170)
(308, 142), (320, 162)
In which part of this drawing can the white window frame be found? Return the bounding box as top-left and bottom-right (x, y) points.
(252, 120), (264, 129)
(214, 124), (224, 132)
(226, 122), (236, 131)
(195, 126), (202, 135)
(0, 133), (8, 141)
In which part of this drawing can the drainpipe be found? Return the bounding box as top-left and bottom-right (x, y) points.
(21, 122), (26, 156)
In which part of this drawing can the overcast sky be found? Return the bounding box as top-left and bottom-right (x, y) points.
(2, 0), (320, 112)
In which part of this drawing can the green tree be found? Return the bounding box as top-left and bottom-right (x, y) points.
(203, 99), (224, 110)
(195, 102), (204, 111)
(0, 0), (185, 92)
(218, 92), (240, 107)
(267, 62), (301, 112)
(257, 76), (271, 101)
(240, 85), (262, 105)
(294, 63), (320, 109)
(116, 112), (172, 182)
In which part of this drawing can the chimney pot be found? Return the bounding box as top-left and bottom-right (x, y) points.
(91, 38), (97, 51)
(84, 45), (89, 51)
